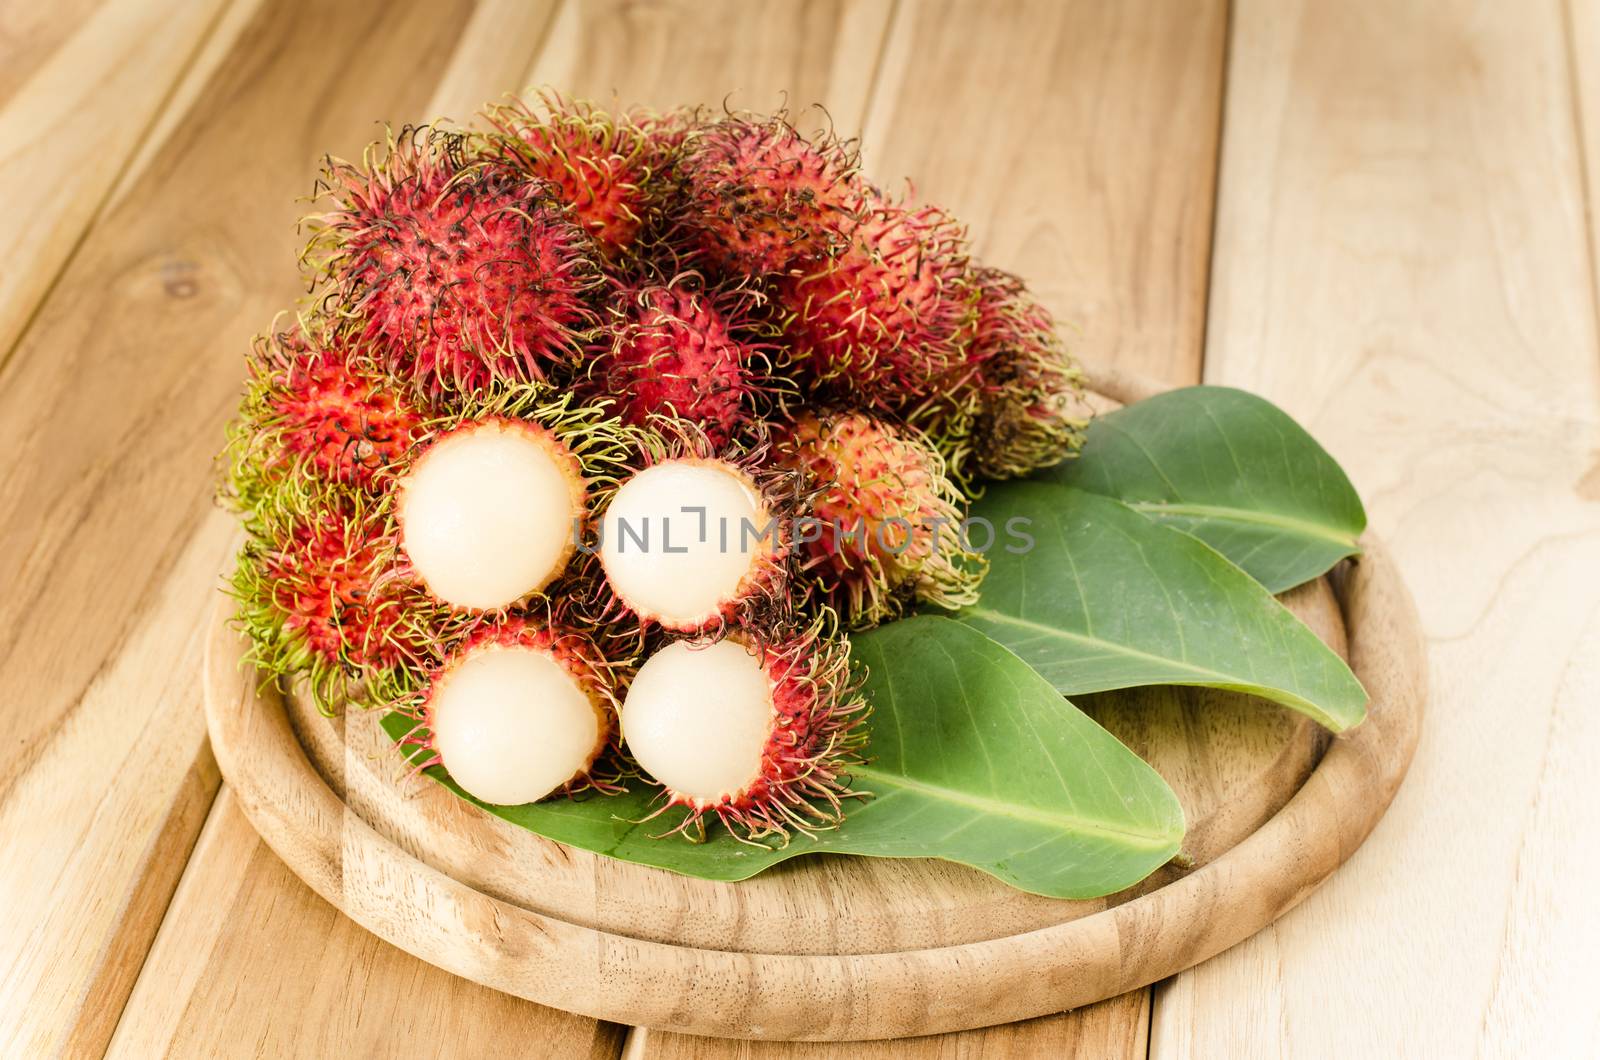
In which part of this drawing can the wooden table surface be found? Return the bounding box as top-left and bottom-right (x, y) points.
(2, 0), (1597, 1056)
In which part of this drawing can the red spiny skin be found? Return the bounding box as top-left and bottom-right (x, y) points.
(488, 95), (663, 259)
(266, 514), (413, 670)
(678, 117), (862, 274)
(595, 284), (772, 445)
(266, 342), (422, 488)
(777, 410), (980, 626)
(779, 411), (934, 593)
(314, 132), (601, 395)
(963, 266), (1082, 478)
(778, 194), (976, 411)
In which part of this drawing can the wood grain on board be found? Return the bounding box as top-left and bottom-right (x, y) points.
(106, 789), (627, 1060)
(1152, 0), (1600, 1055)
(0, 0), (589, 1054)
(197, 536), (1420, 1041)
(0, 0), (229, 363)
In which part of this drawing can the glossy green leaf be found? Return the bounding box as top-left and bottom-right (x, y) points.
(384, 616), (1184, 899)
(1043, 386), (1366, 592)
(960, 482), (1368, 731)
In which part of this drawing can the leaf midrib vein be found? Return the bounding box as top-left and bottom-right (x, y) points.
(851, 766), (1179, 848)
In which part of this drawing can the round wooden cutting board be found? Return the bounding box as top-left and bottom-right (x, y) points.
(202, 374), (1426, 1041)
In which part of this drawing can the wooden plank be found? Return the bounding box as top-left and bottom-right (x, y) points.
(627, 0), (1223, 1052)
(106, 788), (626, 1060)
(862, 0), (1228, 384)
(524, 0), (895, 136)
(0, 0), (230, 364)
(1152, 0), (1600, 1054)
(0, 0), (593, 1055)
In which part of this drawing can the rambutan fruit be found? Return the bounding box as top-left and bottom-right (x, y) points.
(620, 616), (867, 843)
(776, 410), (986, 628)
(595, 431), (797, 636)
(676, 113), (863, 274)
(231, 500), (444, 712)
(587, 277), (784, 446)
(304, 126), (603, 395)
(399, 618), (620, 805)
(962, 267), (1088, 480)
(395, 390), (636, 612)
(484, 92), (670, 260)
(777, 189), (978, 412)
(226, 320), (422, 516)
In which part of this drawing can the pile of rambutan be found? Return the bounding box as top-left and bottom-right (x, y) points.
(223, 91), (1087, 846)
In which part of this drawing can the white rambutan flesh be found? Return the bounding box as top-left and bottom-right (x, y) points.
(599, 459), (774, 630)
(427, 641), (604, 805)
(398, 419), (583, 610)
(620, 639), (773, 805)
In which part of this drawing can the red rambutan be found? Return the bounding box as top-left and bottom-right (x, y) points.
(677, 113), (863, 274)
(960, 267), (1088, 479)
(485, 92), (672, 260)
(776, 409), (986, 627)
(304, 126), (603, 395)
(620, 615), (867, 844)
(777, 189), (977, 412)
(588, 277), (784, 446)
(231, 501), (444, 711)
(226, 321), (423, 515)
(398, 617), (622, 805)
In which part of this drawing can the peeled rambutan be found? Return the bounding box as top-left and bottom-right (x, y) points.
(620, 615), (867, 843)
(394, 390), (637, 612)
(775, 410), (986, 628)
(676, 113), (862, 274)
(962, 267), (1088, 479)
(304, 126), (603, 395)
(231, 501), (443, 712)
(587, 277), (784, 446)
(593, 428), (798, 637)
(398, 617), (621, 805)
(777, 189), (977, 412)
(226, 321), (423, 515)
(484, 92), (670, 260)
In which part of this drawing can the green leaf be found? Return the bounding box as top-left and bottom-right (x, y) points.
(960, 482), (1368, 731)
(383, 616), (1184, 899)
(1043, 386), (1366, 592)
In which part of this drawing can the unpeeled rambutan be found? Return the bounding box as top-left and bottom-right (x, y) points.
(588, 277), (784, 446)
(231, 500), (444, 712)
(226, 321), (423, 516)
(776, 410), (986, 628)
(677, 113), (862, 274)
(777, 189), (977, 412)
(398, 617), (621, 805)
(484, 92), (671, 260)
(304, 126), (603, 395)
(961, 267), (1088, 479)
(620, 614), (867, 843)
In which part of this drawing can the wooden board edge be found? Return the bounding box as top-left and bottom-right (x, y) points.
(200, 525), (1423, 1041)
